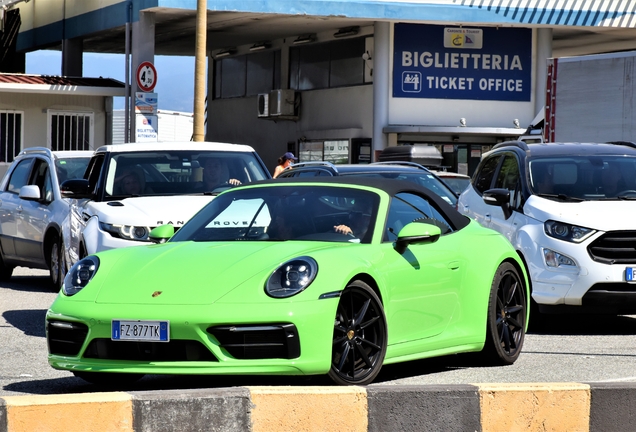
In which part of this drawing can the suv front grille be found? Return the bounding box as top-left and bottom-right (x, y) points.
(588, 231), (636, 264)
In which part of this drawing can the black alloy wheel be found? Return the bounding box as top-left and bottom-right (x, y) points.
(328, 280), (387, 385)
(482, 262), (526, 365)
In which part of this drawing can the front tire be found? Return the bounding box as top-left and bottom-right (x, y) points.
(328, 280), (387, 385)
(481, 262), (526, 365)
(0, 253), (13, 281)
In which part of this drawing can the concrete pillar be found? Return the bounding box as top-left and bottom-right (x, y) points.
(61, 37), (83, 76)
(130, 11), (156, 142)
(535, 28), (553, 119)
(372, 21), (390, 161)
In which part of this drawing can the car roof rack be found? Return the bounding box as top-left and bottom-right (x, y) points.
(490, 140), (530, 152)
(370, 161), (431, 171)
(18, 147), (53, 158)
(289, 161), (337, 170)
(606, 141), (636, 150)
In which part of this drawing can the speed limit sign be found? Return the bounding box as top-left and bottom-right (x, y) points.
(136, 61), (157, 92)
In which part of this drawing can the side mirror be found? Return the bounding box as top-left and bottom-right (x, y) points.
(395, 222), (441, 254)
(18, 185), (41, 201)
(482, 188), (512, 220)
(149, 224), (175, 244)
(60, 179), (93, 199)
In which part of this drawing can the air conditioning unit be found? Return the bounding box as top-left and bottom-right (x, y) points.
(257, 93), (269, 117)
(269, 89), (297, 117)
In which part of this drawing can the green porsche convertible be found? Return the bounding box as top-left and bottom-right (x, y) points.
(47, 177), (529, 386)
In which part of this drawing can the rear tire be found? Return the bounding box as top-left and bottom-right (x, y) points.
(49, 237), (63, 291)
(481, 262), (526, 365)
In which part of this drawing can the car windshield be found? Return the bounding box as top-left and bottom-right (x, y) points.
(105, 150), (269, 198)
(439, 176), (470, 195)
(170, 185), (380, 244)
(56, 157), (91, 184)
(530, 155), (636, 200)
(342, 172), (458, 205)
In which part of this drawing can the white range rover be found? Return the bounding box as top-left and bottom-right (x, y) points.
(458, 140), (636, 317)
(60, 142), (271, 267)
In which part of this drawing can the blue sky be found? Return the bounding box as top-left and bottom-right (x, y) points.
(26, 51), (197, 113)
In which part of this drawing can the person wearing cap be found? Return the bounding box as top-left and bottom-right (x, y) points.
(273, 152), (298, 178)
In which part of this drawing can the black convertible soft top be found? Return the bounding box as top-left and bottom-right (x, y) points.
(247, 176), (471, 231)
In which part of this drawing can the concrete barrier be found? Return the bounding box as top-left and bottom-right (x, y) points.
(0, 382), (633, 431)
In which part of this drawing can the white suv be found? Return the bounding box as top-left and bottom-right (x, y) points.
(60, 142), (270, 266)
(458, 141), (636, 316)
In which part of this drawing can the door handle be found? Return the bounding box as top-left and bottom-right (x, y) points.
(447, 261), (460, 270)
(16, 206), (23, 213)
(484, 214), (491, 223)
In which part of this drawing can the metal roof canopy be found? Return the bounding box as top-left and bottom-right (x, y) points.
(0, 73), (125, 96)
(14, 1), (636, 57)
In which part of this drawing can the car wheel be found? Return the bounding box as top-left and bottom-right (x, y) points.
(481, 262), (526, 365)
(328, 280), (387, 385)
(49, 237), (63, 290)
(0, 253), (13, 281)
(73, 371), (144, 386)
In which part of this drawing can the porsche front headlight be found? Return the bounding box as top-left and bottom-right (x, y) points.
(100, 222), (150, 241)
(544, 220), (595, 243)
(63, 256), (99, 296)
(265, 257), (318, 298)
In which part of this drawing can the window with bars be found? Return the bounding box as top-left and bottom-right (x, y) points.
(0, 111), (23, 163)
(48, 111), (94, 151)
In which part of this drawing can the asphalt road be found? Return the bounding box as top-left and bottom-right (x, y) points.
(2, 267), (636, 397)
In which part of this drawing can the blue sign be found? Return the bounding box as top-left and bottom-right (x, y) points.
(393, 24), (532, 102)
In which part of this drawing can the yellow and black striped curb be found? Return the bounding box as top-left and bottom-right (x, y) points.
(1, 382), (635, 431)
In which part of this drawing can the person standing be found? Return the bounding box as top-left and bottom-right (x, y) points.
(273, 152), (298, 178)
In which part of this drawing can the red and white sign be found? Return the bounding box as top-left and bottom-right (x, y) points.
(136, 61), (157, 92)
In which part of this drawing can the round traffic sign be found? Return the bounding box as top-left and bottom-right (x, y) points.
(136, 61), (157, 92)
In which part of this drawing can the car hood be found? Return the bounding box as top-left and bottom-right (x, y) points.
(85, 195), (215, 227)
(90, 240), (343, 305)
(524, 195), (636, 230)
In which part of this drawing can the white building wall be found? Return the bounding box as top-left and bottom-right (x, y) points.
(112, 109), (194, 144)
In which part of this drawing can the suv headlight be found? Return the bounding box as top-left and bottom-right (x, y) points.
(100, 222), (150, 241)
(265, 257), (318, 298)
(63, 256), (99, 296)
(544, 220), (595, 243)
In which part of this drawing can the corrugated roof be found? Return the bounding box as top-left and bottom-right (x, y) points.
(0, 73), (124, 88)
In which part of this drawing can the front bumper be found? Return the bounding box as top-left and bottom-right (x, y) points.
(527, 231), (636, 313)
(46, 296), (338, 376)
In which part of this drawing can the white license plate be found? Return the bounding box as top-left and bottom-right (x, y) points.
(626, 268), (636, 282)
(112, 320), (169, 342)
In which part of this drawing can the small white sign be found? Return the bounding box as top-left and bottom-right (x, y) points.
(136, 114), (158, 142)
(135, 92), (158, 115)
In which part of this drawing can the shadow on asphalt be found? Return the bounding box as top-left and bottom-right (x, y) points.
(1, 273), (54, 293)
(527, 313), (636, 336)
(3, 309), (47, 337)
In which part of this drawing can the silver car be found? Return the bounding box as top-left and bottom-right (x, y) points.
(0, 147), (92, 289)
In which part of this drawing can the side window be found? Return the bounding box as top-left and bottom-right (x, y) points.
(474, 155), (501, 194)
(383, 192), (453, 242)
(85, 154), (105, 193)
(494, 154), (521, 208)
(31, 159), (53, 202)
(7, 159), (33, 194)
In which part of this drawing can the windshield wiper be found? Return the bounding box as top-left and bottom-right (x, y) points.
(535, 193), (583, 202)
